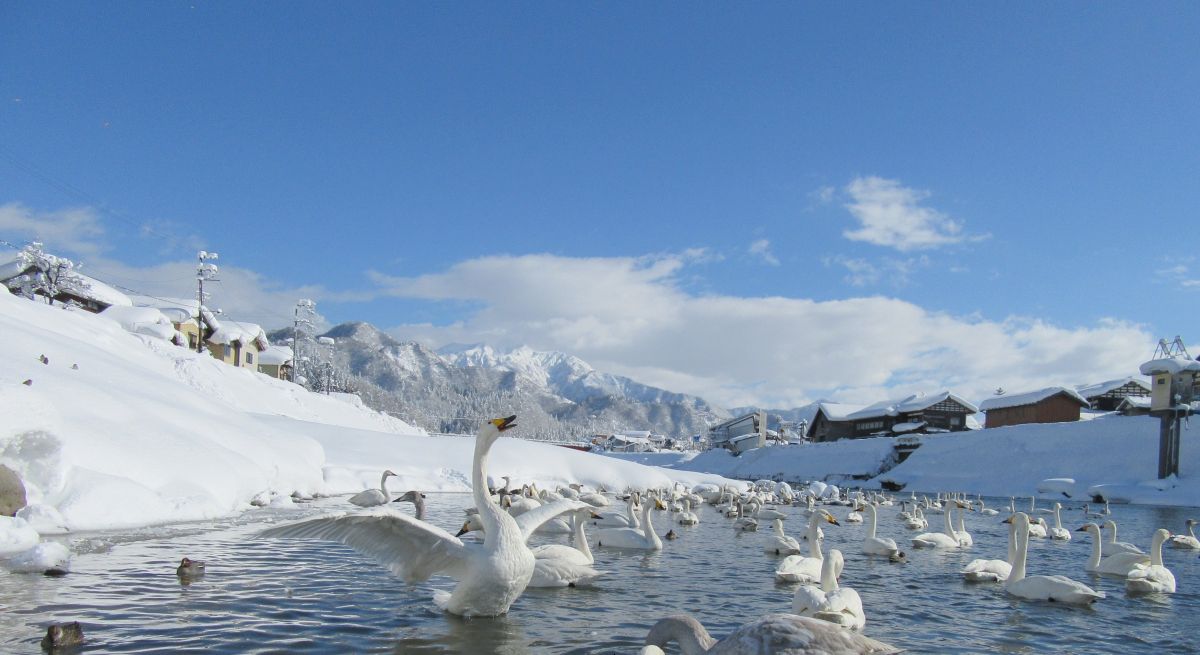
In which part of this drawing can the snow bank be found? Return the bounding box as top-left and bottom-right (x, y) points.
(674, 437), (897, 483)
(0, 291), (732, 533)
(876, 415), (1199, 506)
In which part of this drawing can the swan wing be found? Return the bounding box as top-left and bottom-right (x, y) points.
(258, 507), (470, 584)
(790, 585), (827, 615)
(514, 500), (590, 541)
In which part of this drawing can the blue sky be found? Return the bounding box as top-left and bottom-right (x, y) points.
(3, 3), (1198, 408)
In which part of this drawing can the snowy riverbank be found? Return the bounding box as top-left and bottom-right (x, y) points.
(0, 292), (732, 536)
(658, 415), (1200, 507)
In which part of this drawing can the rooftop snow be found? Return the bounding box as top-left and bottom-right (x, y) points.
(1076, 377), (1151, 397)
(845, 391), (978, 420)
(1140, 358), (1200, 375)
(978, 386), (1089, 411)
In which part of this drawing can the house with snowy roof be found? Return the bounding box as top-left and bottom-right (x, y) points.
(806, 402), (866, 443)
(130, 296), (222, 352)
(257, 345), (294, 380)
(978, 386), (1090, 428)
(840, 391), (979, 439)
(1075, 377), (1151, 411)
(207, 320), (270, 370)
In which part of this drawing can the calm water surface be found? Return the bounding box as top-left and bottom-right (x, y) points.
(2, 492), (1198, 654)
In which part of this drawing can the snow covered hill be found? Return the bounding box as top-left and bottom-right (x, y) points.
(0, 294), (730, 534)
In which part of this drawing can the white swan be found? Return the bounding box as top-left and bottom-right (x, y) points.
(348, 469), (398, 507)
(977, 497), (999, 516)
(390, 490), (426, 520)
(1026, 517), (1048, 539)
(1127, 529), (1176, 593)
(642, 613), (900, 654)
(751, 500), (788, 521)
(592, 494), (640, 528)
(791, 549), (866, 630)
(775, 510), (838, 583)
(861, 504), (904, 561)
(1101, 519), (1144, 556)
(1168, 519), (1200, 549)
(903, 506), (927, 531)
(595, 496), (664, 551)
(763, 518), (802, 555)
(1077, 522), (1150, 576)
(676, 499), (700, 526)
(961, 518), (1014, 582)
(261, 416), (588, 617)
(732, 501), (759, 532)
(1047, 502), (1070, 541)
(912, 502), (960, 549)
(845, 508), (864, 523)
(1005, 512), (1104, 605)
(529, 509), (607, 588)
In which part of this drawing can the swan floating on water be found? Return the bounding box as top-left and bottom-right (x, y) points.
(641, 613), (899, 654)
(791, 549), (867, 630)
(860, 504), (904, 562)
(595, 494), (664, 551)
(962, 517), (1014, 582)
(1168, 519), (1200, 550)
(1047, 503), (1070, 541)
(1077, 523), (1150, 576)
(912, 501), (960, 549)
(1005, 513), (1104, 605)
(1126, 528), (1176, 594)
(261, 416), (588, 617)
(529, 508), (607, 588)
(1100, 519), (1144, 556)
(349, 470), (398, 507)
(763, 518), (802, 556)
(775, 510), (838, 583)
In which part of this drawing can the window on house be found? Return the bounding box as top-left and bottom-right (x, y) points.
(247, 352), (254, 365)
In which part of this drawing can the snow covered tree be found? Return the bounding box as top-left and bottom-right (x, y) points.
(5, 242), (90, 307)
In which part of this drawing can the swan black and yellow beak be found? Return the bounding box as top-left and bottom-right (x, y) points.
(590, 512), (604, 520)
(1075, 525), (1089, 532)
(491, 415), (517, 432)
(455, 521), (472, 537)
(824, 513), (840, 526)
(1002, 515), (1014, 524)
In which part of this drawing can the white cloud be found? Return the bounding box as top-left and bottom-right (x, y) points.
(0, 202), (107, 257)
(748, 239), (780, 266)
(373, 252), (1155, 408)
(842, 176), (987, 251)
(1156, 258), (1200, 289)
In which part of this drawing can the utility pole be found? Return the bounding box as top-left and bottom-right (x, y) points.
(292, 299), (316, 385)
(195, 251), (219, 353)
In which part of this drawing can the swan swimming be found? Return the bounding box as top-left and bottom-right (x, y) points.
(961, 518), (1014, 582)
(1126, 528), (1176, 594)
(529, 508), (607, 588)
(763, 518), (802, 556)
(595, 495), (665, 551)
(260, 416), (588, 617)
(641, 613), (900, 654)
(860, 504), (904, 562)
(1077, 523), (1150, 576)
(1047, 502), (1070, 541)
(1168, 519), (1200, 550)
(791, 549), (867, 630)
(912, 501), (960, 549)
(1100, 520), (1144, 556)
(1005, 513), (1104, 605)
(348, 470), (398, 507)
(775, 510), (838, 583)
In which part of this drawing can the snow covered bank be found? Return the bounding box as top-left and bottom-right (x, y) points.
(1, 292), (731, 535)
(674, 437), (897, 483)
(879, 415), (1199, 506)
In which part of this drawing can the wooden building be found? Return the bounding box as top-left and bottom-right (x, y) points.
(1076, 377), (1151, 412)
(808, 392), (977, 442)
(806, 403), (864, 443)
(979, 387), (1090, 428)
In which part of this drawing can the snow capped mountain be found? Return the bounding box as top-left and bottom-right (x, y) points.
(298, 323), (727, 439)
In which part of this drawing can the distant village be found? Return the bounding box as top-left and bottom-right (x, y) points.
(5, 242), (1195, 460)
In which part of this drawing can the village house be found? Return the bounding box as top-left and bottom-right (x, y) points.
(207, 320), (270, 370)
(1075, 377), (1151, 412)
(805, 403), (865, 443)
(978, 386), (1090, 428)
(2, 256), (132, 314)
(257, 345), (295, 380)
(838, 391), (979, 440)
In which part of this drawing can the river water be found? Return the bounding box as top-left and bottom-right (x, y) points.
(2, 492), (1197, 653)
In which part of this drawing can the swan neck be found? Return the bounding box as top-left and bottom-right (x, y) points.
(867, 504), (877, 539)
(943, 505), (955, 538)
(1009, 520), (1029, 584)
(1086, 526), (1101, 569)
(379, 472), (391, 500)
(1006, 521), (1016, 565)
(1151, 531), (1165, 566)
(643, 501), (661, 549)
(820, 553), (839, 592)
(1053, 505), (1062, 530)
(572, 514), (595, 563)
(471, 433), (504, 547)
(646, 617), (716, 655)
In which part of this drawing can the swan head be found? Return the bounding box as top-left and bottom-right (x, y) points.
(1075, 523), (1098, 534)
(478, 416), (517, 447)
(820, 510), (840, 526)
(383, 470), (397, 478)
